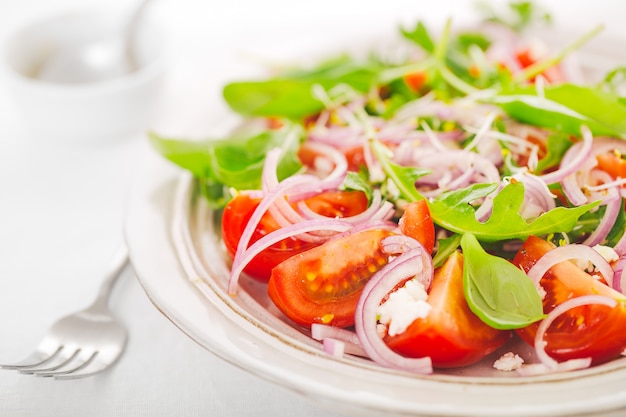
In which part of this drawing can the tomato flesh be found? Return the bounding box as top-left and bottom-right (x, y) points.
(384, 251), (511, 368)
(268, 229), (394, 327)
(597, 152), (626, 182)
(515, 46), (565, 83)
(398, 199), (435, 254)
(513, 236), (626, 365)
(222, 191), (369, 281)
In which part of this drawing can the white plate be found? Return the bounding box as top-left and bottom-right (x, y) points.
(126, 144), (626, 417)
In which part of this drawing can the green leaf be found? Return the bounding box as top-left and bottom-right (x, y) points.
(370, 140), (429, 202)
(432, 233), (461, 268)
(341, 171), (374, 201)
(149, 123), (304, 205)
(401, 21), (435, 53)
(429, 182), (600, 242)
(491, 84), (626, 138)
(222, 58), (381, 119)
(534, 132), (573, 174)
(460, 233), (545, 329)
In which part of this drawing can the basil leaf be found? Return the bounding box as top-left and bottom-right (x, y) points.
(461, 233), (545, 329)
(492, 84), (626, 138)
(429, 182), (600, 241)
(149, 123), (303, 205)
(223, 58), (380, 119)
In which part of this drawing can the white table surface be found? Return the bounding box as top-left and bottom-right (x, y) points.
(0, 1), (624, 416)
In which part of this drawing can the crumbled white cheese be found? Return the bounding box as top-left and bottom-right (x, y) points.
(377, 279), (431, 337)
(594, 244), (620, 264)
(576, 245), (620, 276)
(493, 352), (524, 371)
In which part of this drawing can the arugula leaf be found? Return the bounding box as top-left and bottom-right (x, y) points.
(534, 132), (573, 174)
(460, 233), (545, 329)
(341, 171), (374, 201)
(491, 84), (626, 138)
(477, 1), (551, 33)
(149, 123), (303, 206)
(223, 57), (381, 119)
(401, 21), (435, 53)
(432, 233), (461, 268)
(370, 140), (429, 202)
(429, 182), (600, 242)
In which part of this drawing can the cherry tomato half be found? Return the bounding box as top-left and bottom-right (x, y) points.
(597, 152), (626, 182)
(513, 236), (626, 365)
(398, 199), (435, 254)
(221, 191), (369, 281)
(384, 251), (511, 368)
(267, 229), (394, 327)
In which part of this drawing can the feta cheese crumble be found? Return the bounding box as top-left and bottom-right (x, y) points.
(377, 278), (431, 337)
(576, 244), (619, 274)
(493, 352), (524, 371)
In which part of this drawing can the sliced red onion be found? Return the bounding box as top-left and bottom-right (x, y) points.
(296, 190), (393, 225)
(380, 234), (422, 256)
(354, 245), (434, 374)
(233, 174), (321, 266)
(613, 256), (626, 293)
(532, 294), (617, 370)
(582, 191), (621, 247)
(526, 244), (615, 289)
(516, 358), (592, 377)
(542, 125), (593, 186)
(311, 323), (367, 357)
(463, 111), (498, 152)
(511, 171), (557, 220)
(412, 150), (500, 197)
(228, 218), (352, 294)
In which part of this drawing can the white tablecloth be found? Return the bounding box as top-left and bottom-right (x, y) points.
(0, 1), (624, 416)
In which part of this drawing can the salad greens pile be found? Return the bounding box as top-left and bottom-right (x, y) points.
(151, 2), (626, 332)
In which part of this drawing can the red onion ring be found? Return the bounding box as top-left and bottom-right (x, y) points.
(311, 323), (368, 357)
(533, 294), (617, 370)
(526, 244), (615, 290)
(228, 218), (352, 294)
(354, 244), (434, 374)
(542, 125), (593, 186)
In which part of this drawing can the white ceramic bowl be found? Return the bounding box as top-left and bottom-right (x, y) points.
(1, 8), (166, 142)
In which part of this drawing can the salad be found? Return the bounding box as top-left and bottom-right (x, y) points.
(151, 2), (626, 376)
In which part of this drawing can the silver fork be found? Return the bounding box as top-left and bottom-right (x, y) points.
(0, 247), (129, 379)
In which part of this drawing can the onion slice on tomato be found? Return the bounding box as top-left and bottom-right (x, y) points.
(522, 294), (617, 375)
(354, 242), (434, 374)
(526, 244), (615, 290)
(228, 218), (352, 294)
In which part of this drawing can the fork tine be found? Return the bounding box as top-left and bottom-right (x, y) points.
(18, 348), (80, 375)
(52, 358), (111, 380)
(33, 351), (98, 378)
(0, 346), (63, 370)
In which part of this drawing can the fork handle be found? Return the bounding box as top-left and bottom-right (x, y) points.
(92, 246), (130, 310)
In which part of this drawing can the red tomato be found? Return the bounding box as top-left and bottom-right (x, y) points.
(222, 191), (369, 281)
(267, 229), (394, 327)
(515, 46), (565, 84)
(398, 199), (435, 254)
(384, 251), (511, 368)
(597, 152), (626, 181)
(513, 236), (626, 365)
(403, 71), (427, 92)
